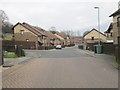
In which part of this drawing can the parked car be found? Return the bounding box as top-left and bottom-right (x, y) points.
(56, 45), (62, 49)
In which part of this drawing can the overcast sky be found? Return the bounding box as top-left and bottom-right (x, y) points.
(0, 0), (119, 35)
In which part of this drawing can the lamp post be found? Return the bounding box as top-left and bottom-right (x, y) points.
(94, 7), (100, 45)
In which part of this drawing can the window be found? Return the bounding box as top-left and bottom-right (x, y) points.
(20, 30), (24, 35)
(117, 17), (120, 27)
(92, 37), (94, 40)
(106, 34), (109, 38)
(110, 33), (113, 37)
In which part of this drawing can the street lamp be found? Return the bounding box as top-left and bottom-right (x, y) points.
(94, 7), (100, 45)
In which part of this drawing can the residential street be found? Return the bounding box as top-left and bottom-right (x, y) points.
(2, 46), (118, 88)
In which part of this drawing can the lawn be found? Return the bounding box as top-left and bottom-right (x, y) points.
(4, 51), (17, 58)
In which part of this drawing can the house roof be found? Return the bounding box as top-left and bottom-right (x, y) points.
(34, 26), (58, 39)
(43, 31), (58, 39)
(83, 28), (106, 37)
(109, 9), (120, 17)
(51, 31), (68, 39)
(104, 23), (113, 33)
(12, 22), (42, 36)
(22, 22), (46, 36)
(59, 32), (68, 39)
(54, 34), (64, 40)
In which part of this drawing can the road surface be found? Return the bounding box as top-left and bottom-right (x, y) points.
(2, 46), (118, 88)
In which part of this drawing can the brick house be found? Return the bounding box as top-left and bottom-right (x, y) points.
(72, 36), (83, 44)
(51, 31), (71, 46)
(83, 28), (106, 43)
(109, 4), (120, 62)
(13, 22), (48, 49)
(34, 27), (61, 46)
(104, 23), (114, 43)
(109, 9), (120, 44)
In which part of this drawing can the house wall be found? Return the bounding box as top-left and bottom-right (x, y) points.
(14, 24), (38, 42)
(54, 39), (61, 46)
(54, 34), (65, 45)
(112, 14), (120, 44)
(84, 30), (106, 42)
(105, 29), (114, 42)
(112, 22), (119, 44)
(113, 16), (119, 23)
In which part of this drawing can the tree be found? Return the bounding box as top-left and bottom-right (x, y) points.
(0, 21), (2, 41)
(76, 30), (81, 36)
(49, 27), (56, 31)
(0, 10), (13, 34)
(63, 30), (74, 36)
(2, 22), (13, 33)
(0, 10), (9, 24)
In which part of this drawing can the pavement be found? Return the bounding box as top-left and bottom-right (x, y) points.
(77, 49), (118, 69)
(2, 46), (118, 88)
(3, 57), (33, 68)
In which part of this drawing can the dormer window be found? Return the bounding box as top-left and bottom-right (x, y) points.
(20, 30), (24, 35)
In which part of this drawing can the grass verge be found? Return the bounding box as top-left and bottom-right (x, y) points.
(4, 52), (17, 58)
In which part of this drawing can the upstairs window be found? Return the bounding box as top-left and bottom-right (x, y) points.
(20, 30), (24, 35)
(92, 37), (94, 40)
(117, 17), (120, 27)
(110, 33), (113, 37)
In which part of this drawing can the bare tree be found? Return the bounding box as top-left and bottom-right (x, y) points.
(63, 30), (74, 36)
(0, 15), (2, 39)
(76, 30), (81, 36)
(49, 27), (56, 31)
(0, 10), (13, 34)
(0, 10), (9, 24)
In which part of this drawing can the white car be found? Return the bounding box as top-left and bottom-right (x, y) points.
(56, 45), (62, 49)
